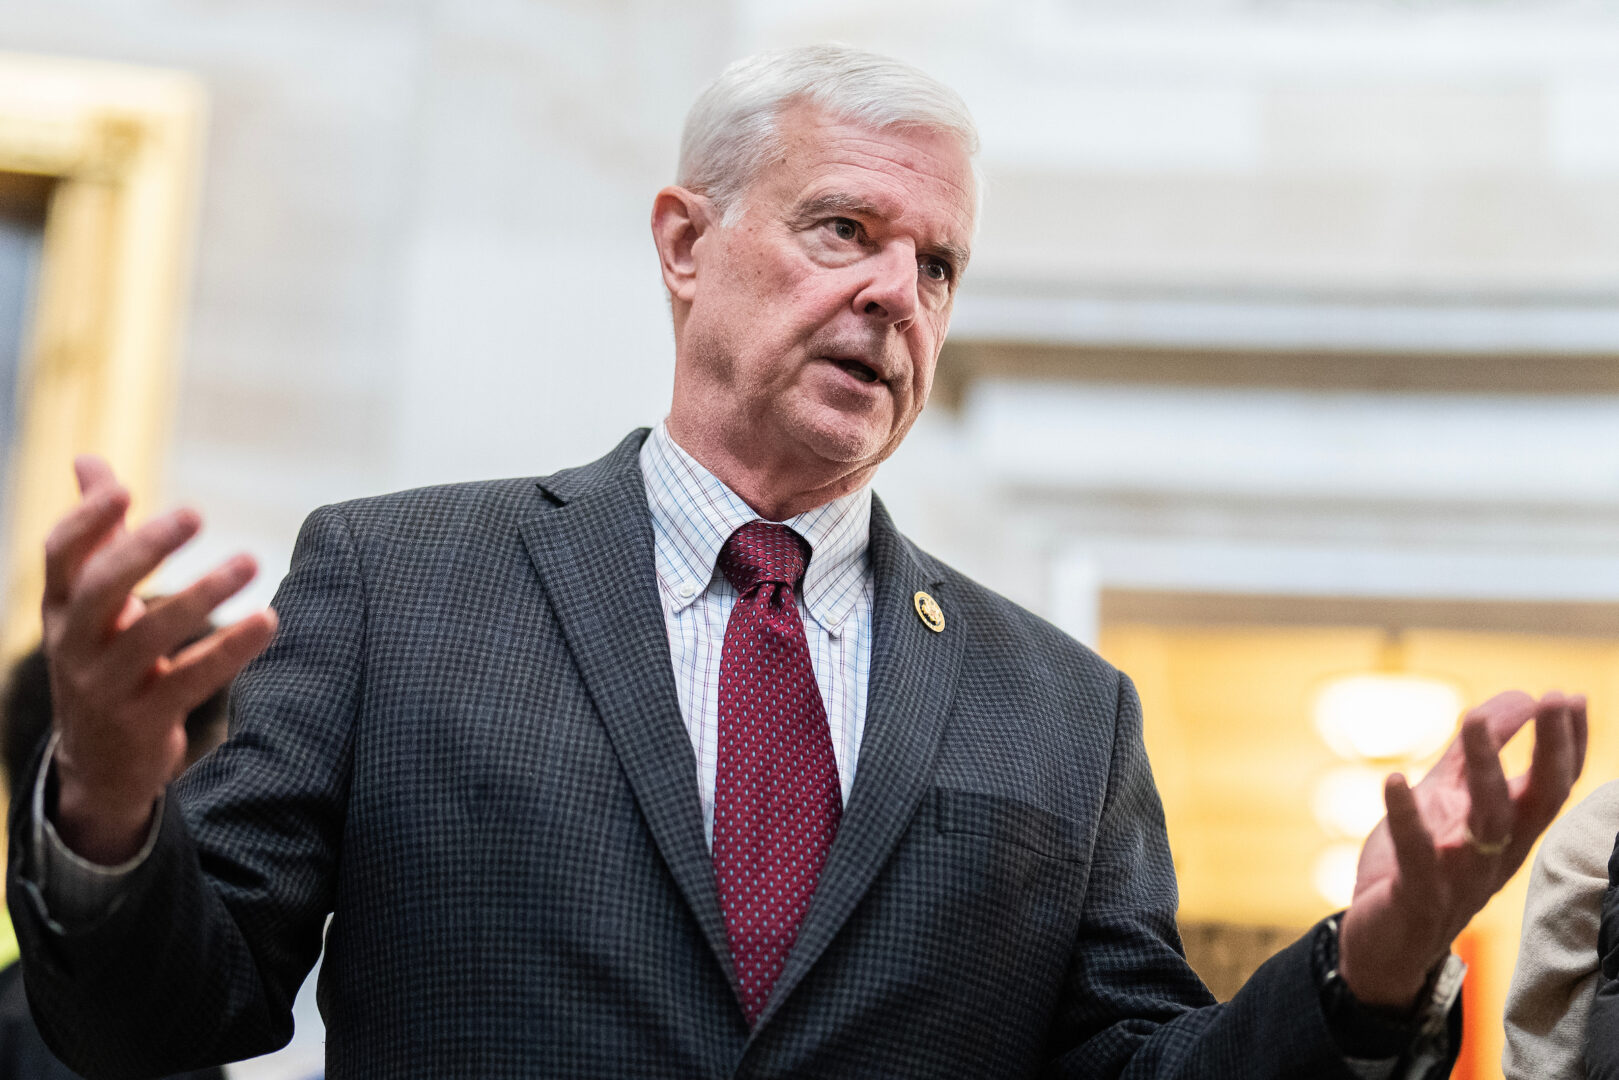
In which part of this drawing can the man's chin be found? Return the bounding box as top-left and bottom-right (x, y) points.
(787, 410), (892, 470)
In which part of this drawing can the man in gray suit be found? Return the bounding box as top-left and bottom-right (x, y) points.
(12, 44), (1587, 1080)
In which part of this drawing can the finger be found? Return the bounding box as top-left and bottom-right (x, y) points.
(42, 485), (132, 605)
(62, 509), (201, 646)
(73, 455), (120, 498)
(112, 594), (147, 634)
(1462, 715), (1514, 850)
(1419, 690), (1534, 789)
(1463, 690), (1539, 752)
(1515, 695), (1580, 835)
(94, 555), (258, 698)
(148, 609), (278, 715)
(75, 457), (129, 552)
(1569, 694), (1589, 779)
(1384, 772), (1439, 888)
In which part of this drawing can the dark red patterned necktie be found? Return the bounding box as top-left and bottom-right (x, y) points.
(712, 521), (843, 1024)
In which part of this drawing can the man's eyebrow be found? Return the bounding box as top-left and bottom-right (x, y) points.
(791, 192), (887, 225)
(792, 191), (972, 272)
(930, 239), (972, 276)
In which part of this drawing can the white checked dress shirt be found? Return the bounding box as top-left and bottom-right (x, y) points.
(639, 421), (873, 847)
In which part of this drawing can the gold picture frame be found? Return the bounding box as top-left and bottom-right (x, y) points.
(0, 52), (206, 660)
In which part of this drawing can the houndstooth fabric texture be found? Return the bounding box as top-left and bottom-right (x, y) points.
(713, 523), (843, 1024)
(5, 430), (1451, 1079)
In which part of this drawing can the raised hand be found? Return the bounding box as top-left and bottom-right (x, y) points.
(42, 456), (277, 865)
(1337, 690), (1587, 1008)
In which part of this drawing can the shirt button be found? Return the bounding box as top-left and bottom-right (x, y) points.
(676, 582), (697, 599)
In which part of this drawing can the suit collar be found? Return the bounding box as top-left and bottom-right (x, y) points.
(532, 428), (648, 505)
(522, 429), (738, 989)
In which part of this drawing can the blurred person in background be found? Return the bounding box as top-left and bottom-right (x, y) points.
(0, 634), (228, 1080)
(6, 43), (1589, 1080)
(1502, 781), (1619, 1079)
(1582, 817), (1619, 1079)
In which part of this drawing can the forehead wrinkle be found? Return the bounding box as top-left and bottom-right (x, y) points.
(825, 128), (977, 208)
(777, 103), (976, 210)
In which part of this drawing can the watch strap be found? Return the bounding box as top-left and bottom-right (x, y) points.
(1314, 915), (1466, 1061)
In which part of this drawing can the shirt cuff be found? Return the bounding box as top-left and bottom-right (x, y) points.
(28, 732), (163, 931)
(1316, 914), (1466, 1080)
(1394, 953), (1467, 1080)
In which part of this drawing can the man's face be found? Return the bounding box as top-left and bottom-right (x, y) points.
(674, 103), (976, 488)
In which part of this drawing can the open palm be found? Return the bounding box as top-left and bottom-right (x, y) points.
(1338, 691), (1587, 1007)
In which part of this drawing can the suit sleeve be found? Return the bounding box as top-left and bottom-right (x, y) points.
(1042, 673), (1447, 1080)
(1585, 828), (1619, 1079)
(6, 504), (365, 1079)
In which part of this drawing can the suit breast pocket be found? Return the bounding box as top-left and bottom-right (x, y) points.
(933, 788), (1088, 864)
(929, 787), (1088, 935)
(886, 788), (1090, 1011)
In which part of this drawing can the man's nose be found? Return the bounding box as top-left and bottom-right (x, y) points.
(851, 242), (918, 329)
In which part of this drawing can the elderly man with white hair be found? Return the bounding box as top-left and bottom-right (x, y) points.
(11, 44), (1585, 1080)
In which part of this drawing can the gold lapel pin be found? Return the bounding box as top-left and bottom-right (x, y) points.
(913, 591), (945, 633)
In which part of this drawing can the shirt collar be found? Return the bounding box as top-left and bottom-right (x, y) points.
(639, 420), (871, 635)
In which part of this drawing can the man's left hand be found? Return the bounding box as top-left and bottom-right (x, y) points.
(1337, 690), (1587, 1009)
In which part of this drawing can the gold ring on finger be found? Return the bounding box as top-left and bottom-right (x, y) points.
(1464, 824), (1511, 856)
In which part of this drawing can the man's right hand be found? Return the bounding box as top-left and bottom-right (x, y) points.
(42, 456), (277, 865)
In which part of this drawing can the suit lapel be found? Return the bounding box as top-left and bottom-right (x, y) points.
(517, 432), (736, 989)
(755, 495), (964, 1031)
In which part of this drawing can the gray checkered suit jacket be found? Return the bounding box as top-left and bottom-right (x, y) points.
(9, 430), (1365, 1079)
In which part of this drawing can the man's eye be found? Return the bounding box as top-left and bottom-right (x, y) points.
(829, 218), (859, 241)
(920, 258), (952, 284)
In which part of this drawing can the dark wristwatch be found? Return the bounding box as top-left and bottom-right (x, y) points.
(1314, 915), (1465, 1061)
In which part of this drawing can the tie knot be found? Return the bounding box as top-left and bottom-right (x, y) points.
(718, 521), (809, 595)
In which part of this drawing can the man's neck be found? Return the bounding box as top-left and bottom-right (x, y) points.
(660, 420), (873, 522)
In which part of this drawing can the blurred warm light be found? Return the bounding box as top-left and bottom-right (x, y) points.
(1313, 673), (1461, 762)
(1313, 843), (1362, 910)
(1311, 652), (1459, 906)
(1311, 764), (1387, 839)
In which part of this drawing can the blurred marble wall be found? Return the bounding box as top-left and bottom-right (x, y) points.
(745, 0), (1619, 636)
(0, 1), (735, 613)
(0, 0), (1615, 625)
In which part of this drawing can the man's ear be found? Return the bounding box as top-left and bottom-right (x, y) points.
(651, 186), (716, 304)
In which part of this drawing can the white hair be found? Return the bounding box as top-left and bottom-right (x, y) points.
(678, 44), (981, 225)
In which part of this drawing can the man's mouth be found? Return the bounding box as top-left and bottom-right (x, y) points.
(832, 358), (880, 384)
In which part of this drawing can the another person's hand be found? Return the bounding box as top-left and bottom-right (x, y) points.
(42, 456), (277, 864)
(1338, 690), (1587, 1009)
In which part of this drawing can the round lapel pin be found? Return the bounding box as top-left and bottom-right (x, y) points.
(913, 591), (945, 633)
